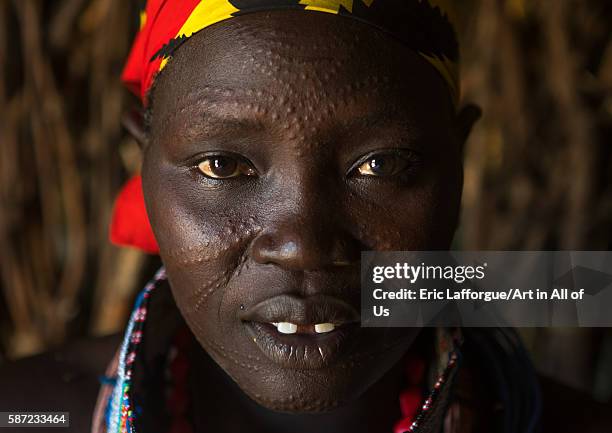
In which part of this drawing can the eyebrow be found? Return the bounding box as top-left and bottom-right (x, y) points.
(175, 96), (267, 137)
(200, 114), (265, 131)
(341, 106), (425, 145)
(344, 110), (397, 130)
(182, 107), (418, 144)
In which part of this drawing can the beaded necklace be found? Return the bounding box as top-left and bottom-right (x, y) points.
(101, 268), (461, 433)
(106, 268), (166, 432)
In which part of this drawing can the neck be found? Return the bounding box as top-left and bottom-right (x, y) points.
(189, 343), (405, 433)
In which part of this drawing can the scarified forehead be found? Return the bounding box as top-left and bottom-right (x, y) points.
(150, 11), (454, 134)
(162, 14), (381, 91)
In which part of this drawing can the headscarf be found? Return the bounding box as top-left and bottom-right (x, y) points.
(111, 0), (460, 253)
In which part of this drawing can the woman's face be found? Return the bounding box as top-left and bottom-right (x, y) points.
(143, 11), (463, 412)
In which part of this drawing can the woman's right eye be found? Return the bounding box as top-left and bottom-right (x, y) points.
(197, 155), (256, 179)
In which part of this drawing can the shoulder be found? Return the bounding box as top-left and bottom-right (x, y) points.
(0, 334), (121, 433)
(540, 374), (612, 433)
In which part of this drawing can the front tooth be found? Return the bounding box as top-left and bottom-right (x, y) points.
(314, 323), (335, 333)
(277, 322), (298, 334)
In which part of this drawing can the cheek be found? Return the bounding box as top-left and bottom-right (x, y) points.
(141, 162), (262, 334)
(351, 176), (461, 250)
(161, 216), (259, 316)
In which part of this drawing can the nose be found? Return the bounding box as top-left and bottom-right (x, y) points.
(250, 213), (359, 271)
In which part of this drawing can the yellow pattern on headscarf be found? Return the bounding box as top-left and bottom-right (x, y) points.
(159, 0), (239, 70)
(299, 0), (376, 14)
(139, 10), (147, 30)
(300, 0), (351, 13)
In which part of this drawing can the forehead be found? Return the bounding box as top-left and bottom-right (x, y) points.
(151, 10), (453, 135)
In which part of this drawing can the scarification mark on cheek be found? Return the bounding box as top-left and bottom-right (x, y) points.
(163, 217), (261, 321)
(164, 218), (262, 267)
(163, 218), (264, 368)
(191, 252), (248, 312)
(192, 269), (230, 312)
(185, 314), (263, 371)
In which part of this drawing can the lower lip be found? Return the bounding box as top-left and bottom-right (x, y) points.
(245, 322), (359, 370)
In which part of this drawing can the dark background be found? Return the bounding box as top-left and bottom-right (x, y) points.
(1, 0), (611, 403)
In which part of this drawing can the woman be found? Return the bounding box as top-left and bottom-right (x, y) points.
(1, 1), (580, 432)
(97, 1), (538, 432)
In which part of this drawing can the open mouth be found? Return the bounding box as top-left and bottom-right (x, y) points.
(239, 294), (361, 369)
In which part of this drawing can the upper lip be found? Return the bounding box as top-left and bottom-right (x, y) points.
(239, 294), (360, 325)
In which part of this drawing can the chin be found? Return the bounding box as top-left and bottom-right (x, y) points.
(199, 326), (415, 415)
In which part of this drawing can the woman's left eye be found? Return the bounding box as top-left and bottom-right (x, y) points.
(354, 152), (413, 177)
(197, 155), (256, 179)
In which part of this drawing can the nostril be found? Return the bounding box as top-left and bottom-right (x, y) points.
(279, 241), (298, 260)
(250, 233), (274, 264)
